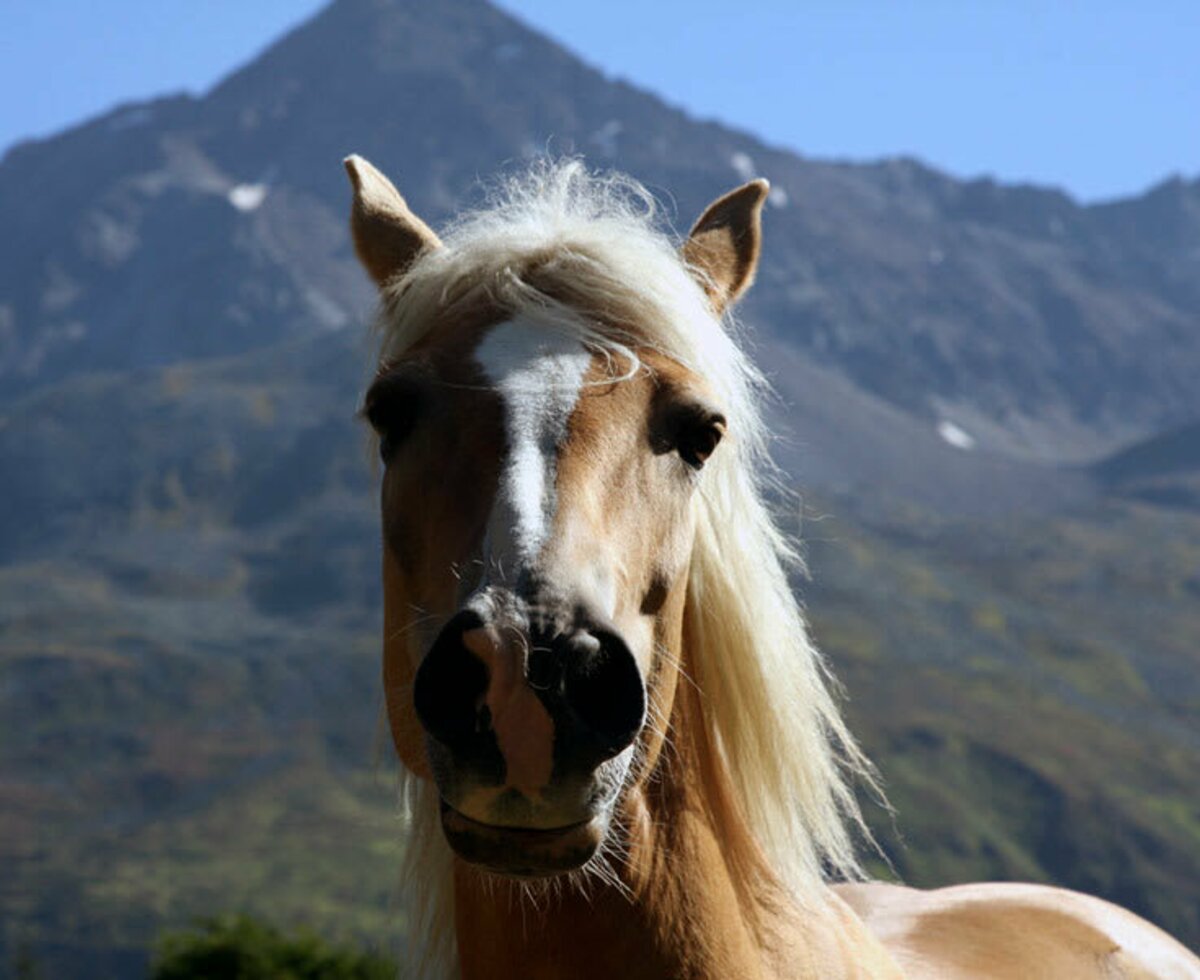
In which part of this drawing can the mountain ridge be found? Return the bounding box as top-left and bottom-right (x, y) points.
(2, 0), (1199, 463)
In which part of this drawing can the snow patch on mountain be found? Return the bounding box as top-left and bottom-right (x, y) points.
(938, 420), (976, 450)
(228, 183), (268, 212)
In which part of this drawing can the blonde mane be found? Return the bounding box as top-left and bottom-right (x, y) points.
(373, 162), (879, 976)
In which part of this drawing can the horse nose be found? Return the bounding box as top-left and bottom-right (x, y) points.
(414, 611), (646, 776)
(554, 628), (646, 762)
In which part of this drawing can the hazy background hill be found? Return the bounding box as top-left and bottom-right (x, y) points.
(1, 0), (1197, 975)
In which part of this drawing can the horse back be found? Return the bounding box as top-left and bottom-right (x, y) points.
(834, 881), (1200, 979)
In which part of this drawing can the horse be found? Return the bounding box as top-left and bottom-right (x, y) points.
(342, 154), (1200, 979)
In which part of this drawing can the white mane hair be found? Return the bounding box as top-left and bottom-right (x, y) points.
(374, 161), (880, 977)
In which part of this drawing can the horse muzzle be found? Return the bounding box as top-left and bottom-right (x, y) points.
(413, 605), (646, 875)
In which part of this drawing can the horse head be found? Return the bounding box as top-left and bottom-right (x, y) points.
(346, 156), (766, 877)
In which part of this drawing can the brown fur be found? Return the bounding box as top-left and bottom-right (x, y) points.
(449, 512), (901, 980)
(839, 883), (1200, 979)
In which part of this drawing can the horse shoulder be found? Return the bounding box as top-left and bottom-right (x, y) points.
(833, 881), (1200, 979)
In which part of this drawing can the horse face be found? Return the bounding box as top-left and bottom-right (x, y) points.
(345, 154), (766, 878)
(367, 317), (725, 876)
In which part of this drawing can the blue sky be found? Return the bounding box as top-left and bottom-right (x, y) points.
(1, 1), (1196, 202)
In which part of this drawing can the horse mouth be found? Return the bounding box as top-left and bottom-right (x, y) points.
(439, 801), (605, 877)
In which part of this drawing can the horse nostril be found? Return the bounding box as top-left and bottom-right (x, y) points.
(413, 611), (490, 750)
(561, 629), (646, 760)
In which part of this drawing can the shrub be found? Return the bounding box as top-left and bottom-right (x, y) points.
(151, 915), (396, 980)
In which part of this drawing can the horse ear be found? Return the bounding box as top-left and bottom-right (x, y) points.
(682, 179), (769, 315)
(343, 154), (441, 288)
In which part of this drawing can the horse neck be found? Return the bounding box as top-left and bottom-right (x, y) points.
(450, 605), (900, 980)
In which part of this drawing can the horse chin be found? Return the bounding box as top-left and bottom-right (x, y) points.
(439, 800), (608, 878)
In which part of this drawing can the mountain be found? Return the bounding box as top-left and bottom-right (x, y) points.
(1, 0), (1198, 974)
(3, 0), (1199, 461)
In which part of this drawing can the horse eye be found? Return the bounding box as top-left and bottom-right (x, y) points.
(362, 373), (422, 462)
(678, 413), (726, 470)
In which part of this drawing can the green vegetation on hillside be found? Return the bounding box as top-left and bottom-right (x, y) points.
(151, 915), (396, 979)
(804, 495), (1200, 942)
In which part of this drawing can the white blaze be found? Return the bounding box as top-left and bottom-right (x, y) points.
(474, 318), (592, 570)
